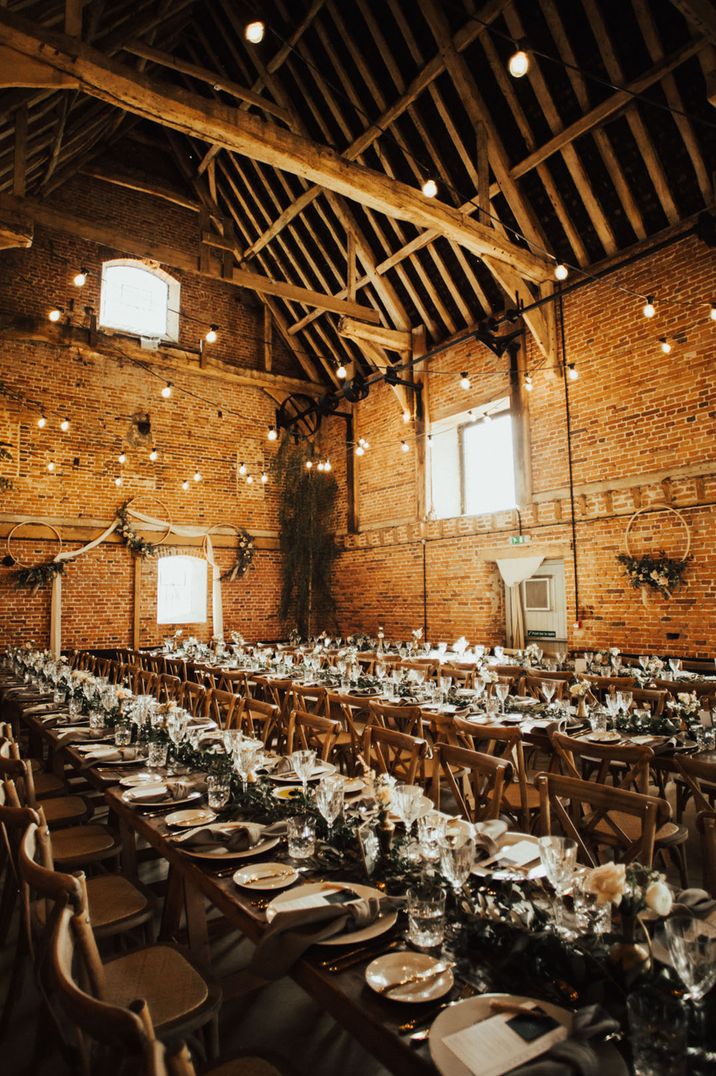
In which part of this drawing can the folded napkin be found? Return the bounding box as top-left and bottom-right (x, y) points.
(510, 1005), (620, 1076)
(128, 779), (201, 804)
(80, 746), (142, 767)
(25, 702), (66, 715)
(249, 890), (398, 980)
(178, 819), (287, 852)
(671, 888), (716, 919)
(272, 757), (294, 776)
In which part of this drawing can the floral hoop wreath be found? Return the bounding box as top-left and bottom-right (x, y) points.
(5, 521), (63, 568)
(117, 495), (173, 556)
(619, 505), (691, 602)
(202, 524), (255, 581)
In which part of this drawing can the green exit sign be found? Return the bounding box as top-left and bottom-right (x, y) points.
(509, 535), (531, 545)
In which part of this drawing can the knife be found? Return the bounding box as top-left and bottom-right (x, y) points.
(376, 961), (454, 995)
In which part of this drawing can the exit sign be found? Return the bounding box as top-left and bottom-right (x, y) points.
(509, 535), (531, 545)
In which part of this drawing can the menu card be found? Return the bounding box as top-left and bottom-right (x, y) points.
(443, 1009), (568, 1076)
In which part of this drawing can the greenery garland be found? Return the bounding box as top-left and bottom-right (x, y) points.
(221, 529), (255, 581)
(14, 559), (65, 592)
(275, 436), (338, 637)
(616, 551), (690, 599)
(116, 499), (160, 558)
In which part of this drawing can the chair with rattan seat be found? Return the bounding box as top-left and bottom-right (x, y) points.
(433, 743), (512, 824)
(181, 682), (209, 719)
(286, 709), (342, 762)
(0, 747), (92, 829)
(367, 699), (424, 737)
(535, 771), (670, 867)
(550, 729), (689, 885)
(361, 725), (429, 785)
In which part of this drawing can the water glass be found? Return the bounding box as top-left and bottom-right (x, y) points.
(114, 723), (132, 747)
(589, 711), (608, 733)
(417, 810), (448, 866)
(541, 680), (557, 705)
(68, 698), (81, 719)
(287, 814), (316, 859)
(539, 836), (577, 932)
(207, 775), (231, 811)
(147, 741), (168, 770)
(617, 690), (633, 713)
(89, 709), (106, 732)
(407, 884), (446, 950)
(572, 868), (611, 935)
(627, 992), (687, 1076)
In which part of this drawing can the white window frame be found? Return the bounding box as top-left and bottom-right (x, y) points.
(156, 555), (208, 625)
(99, 259), (180, 341)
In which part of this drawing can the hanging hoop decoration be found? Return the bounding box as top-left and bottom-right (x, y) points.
(117, 496), (172, 557)
(4, 522), (65, 591)
(617, 505), (691, 602)
(202, 524), (256, 582)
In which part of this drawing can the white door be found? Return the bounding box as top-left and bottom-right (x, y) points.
(505, 558), (567, 653)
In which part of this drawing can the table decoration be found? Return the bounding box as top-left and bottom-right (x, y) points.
(617, 505), (691, 603)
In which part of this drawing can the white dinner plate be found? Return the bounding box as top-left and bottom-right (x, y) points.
(341, 777), (365, 796)
(177, 826), (281, 860)
(272, 786), (304, 802)
(233, 861), (299, 890)
(269, 762), (336, 783)
(121, 784), (203, 808)
(366, 951), (453, 1003)
(266, 881), (397, 946)
(164, 807), (216, 828)
(119, 771), (159, 787)
(585, 731), (621, 743)
(470, 832), (545, 882)
(429, 993), (627, 1076)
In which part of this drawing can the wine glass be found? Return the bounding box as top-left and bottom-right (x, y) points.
(541, 680), (557, 706)
(438, 675), (452, 704)
(290, 748), (317, 798)
(417, 810), (447, 868)
(664, 918), (716, 1003)
(669, 657), (682, 676)
(616, 690), (633, 714)
(638, 655), (649, 671)
(315, 774), (344, 840)
(554, 651), (565, 669)
(167, 713), (190, 773)
(495, 679), (510, 714)
(440, 830), (475, 895)
(538, 836), (578, 934)
(604, 694), (621, 721)
(235, 738), (263, 789)
(391, 783), (425, 835)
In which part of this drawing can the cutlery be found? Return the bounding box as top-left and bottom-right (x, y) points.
(489, 1000), (548, 1018)
(242, 868), (295, 884)
(375, 961), (454, 995)
(322, 937), (401, 973)
(400, 983), (477, 1037)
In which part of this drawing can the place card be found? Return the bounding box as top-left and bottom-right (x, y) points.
(443, 1010), (567, 1076)
(498, 841), (540, 867)
(272, 886), (359, 913)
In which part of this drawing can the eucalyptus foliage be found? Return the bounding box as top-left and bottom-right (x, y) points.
(275, 436), (338, 637)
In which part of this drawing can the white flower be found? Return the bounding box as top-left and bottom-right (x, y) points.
(412, 627), (423, 640)
(584, 862), (626, 906)
(645, 880), (673, 917)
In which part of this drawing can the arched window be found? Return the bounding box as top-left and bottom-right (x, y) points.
(157, 555), (207, 624)
(99, 259), (180, 340)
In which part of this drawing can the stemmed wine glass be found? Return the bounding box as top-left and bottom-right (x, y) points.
(638, 655), (649, 671)
(315, 774), (344, 840)
(664, 917), (716, 1060)
(167, 713), (190, 773)
(440, 830), (476, 896)
(235, 738), (263, 790)
(438, 675), (452, 704)
(668, 657), (682, 677)
(391, 783), (425, 835)
(538, 836), (578, 934)
(604, 694), (621, 722)
(541, 680), (558, 706)
(616, 690), (633, 714)
(290, 748), (317, 798)
(495, 679), (510, 714)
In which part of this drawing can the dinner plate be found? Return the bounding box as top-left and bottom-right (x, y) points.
(429, 994), (572, 1076)
(341, 777), (365, 796)
(121, 784), (203, 808)
(628, 735), (668, 746)
(272, 785), (303, 802)
(164, 807), (216, 828)
(585, 730), (621, 743)
(269, 762), (336, 783)
(233, 861), (299, 890)
(471, 832), (545, 882)
(366, 951), (453, 1003)
(266, 881), (398, 946)
(178, 827), (281, 860)
(119, 771), (159, 787)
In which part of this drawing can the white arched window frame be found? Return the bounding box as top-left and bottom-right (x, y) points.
(156, 555), (208, 625)
(99, 259), (180, 341)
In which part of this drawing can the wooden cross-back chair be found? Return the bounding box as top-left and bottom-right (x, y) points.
(0, 747), (91, 831)
(361, 725), (428, 785)
(136, 669), (160, 700)
(291, 684), (331, 720)
(399, 660), (438, 682)
(432, 743), (511, 824)
(226, 698), (279, 746)
(535, 771), (670, 868)
(439, 715), (536, 831)
(630, 688), (667, 716)
(368, 700), (424, 738)
(673, 753), (716, 821)
(207, 689), (242, 731)
(216, 669), (251, 697)
(437, 664), (477, 689)
(329, 693), (372, 775)
(163, 658), (187, 682)
(158, 675), (183, 705)
(104, 661), (123, 686)
(696, 810), (716, 898)
(94, 658), (112, 680)
(181, 682), (208, 719)
(252, 677), (292, 726)
(522, 674), (569, 702)
(286, 709), (342, 762)
(581, 674), (637, 702)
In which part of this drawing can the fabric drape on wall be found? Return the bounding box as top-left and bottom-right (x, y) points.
(50, 520), (119, 658)
(496, 556), (544, 650)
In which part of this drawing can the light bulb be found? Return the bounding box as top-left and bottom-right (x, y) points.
(261, 471), (268, 484)
(48, 307), (62, 322)
(305, 459), (313, 470)
(710, 302), (716, 321)
(317, 462), (325, 472)
(47, 461), (56, 473)
(401, 440), (410, 453)
(37, 415), (47, 429)
(421, 177), (438, 198)
(355, 444), (365, 457)
(161, 382), (172, 398)
(336, 364), (347, 380)
(245, 19), (265, 43)
(324, 459), (332, 472)
(267, 425), (278, 441)
(193, 470), (202, 482)
(149, 448), (158, 462)
(402, 409), (411, 424)
(508, 48), (530, 78)
(60, 418), (70, 432)
(660, 338), (672, 355)
(118, 452), (126, 464)
(459, 371), (471, 390)
(182, 479), (190, 491)
(114, 476), (123, 487)
(642, 296), (656, 319)
(524, 374), (534, 392)
(73, 268), (88, 287)
(554, 263), (568, 281)
(246, 474), (254, 485)
(567, 363), (579, 381)
(239, 462), (247, 476)
(205, 324), (218, 344)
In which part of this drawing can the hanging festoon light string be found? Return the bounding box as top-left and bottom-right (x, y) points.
(507, 40), (530, 78)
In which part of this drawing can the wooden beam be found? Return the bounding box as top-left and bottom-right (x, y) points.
(41, 93), (72, 189)
(133, 556), (141, 651)
(346, 230), (356, 301)
(65, 0), (83, 37)
(338, 317), (412, 353)
(0, 190), (380, 323)
(670, 0), (716, 42)
(262, 304), (272, 372)
(82, 161), (201, 211)
(0, 202), (33, 249)
(122, 40), (291, 124)
(13, 104), (26, 196)
(0, 11), (550, 282)
(475, 122), (489, 227)
(0, 45), (77, 88)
